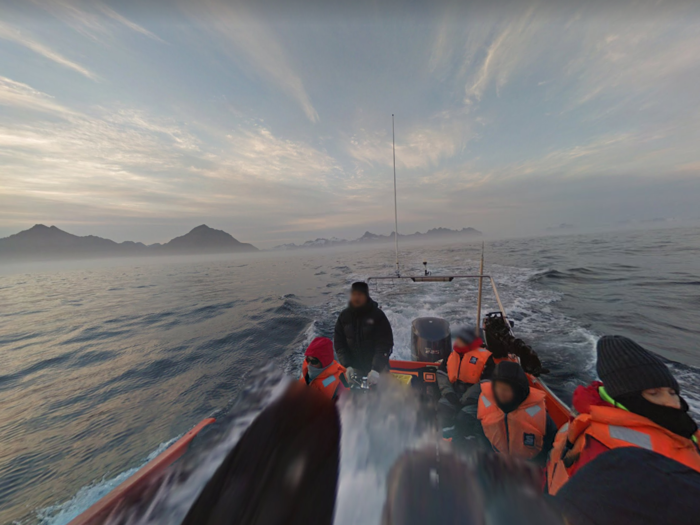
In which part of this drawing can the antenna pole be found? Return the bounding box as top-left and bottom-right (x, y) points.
(476, 242), (485, 337)
(392, 114), (400, 277)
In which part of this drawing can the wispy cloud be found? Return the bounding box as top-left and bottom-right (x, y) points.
(348, 114), (475, 171)
(0, 21), (97, 80)
(0, 77), (79, 116)
(2, 1), (700, 244)
(97, 4), (165, 43)
(217, 125), (338, 181)
(30, 0), (163, 44)
(465, 4), (540, 103)
(187, 1), (319, 123)
(0, 77), (340, 233)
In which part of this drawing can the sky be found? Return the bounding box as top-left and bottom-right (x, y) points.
(1, 0), (699, 248)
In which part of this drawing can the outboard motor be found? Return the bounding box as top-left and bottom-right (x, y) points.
(411, 317), (451, 362)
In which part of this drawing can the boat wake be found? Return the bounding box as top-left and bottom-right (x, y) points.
(35, 248), (700, 524)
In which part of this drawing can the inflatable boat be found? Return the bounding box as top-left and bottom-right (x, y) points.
(67, 269), (572, 525)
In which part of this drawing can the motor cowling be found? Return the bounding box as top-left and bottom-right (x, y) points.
(411, 317), (451, 362)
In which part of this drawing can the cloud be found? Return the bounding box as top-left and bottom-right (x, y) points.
(0, 21), (97, 80)
(0, 77), (79, 116)
(97, 4), (165, 42)
(562, 17), (700, 113)
(30, 0), (163, 44)
(0, 77), (341, 234)
(216, 125), (339, 182)
(465, 4), (541, 102)
(186, 0), (319, 123)
(3, 0), (700, 245)
(348, 114), (475, 171)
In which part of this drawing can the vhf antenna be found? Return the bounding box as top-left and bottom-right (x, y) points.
(392, 114), (400, 277)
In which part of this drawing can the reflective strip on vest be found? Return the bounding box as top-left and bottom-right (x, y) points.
(481, 395), (491, 408)
(322, 375), (337, 388)
(609, 425), (653, 450)
(558, 422), (569, 434)
(525, 405), (542, 418)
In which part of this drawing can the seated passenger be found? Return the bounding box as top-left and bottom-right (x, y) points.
(547, 335), (700, 495)
(457, 361), (558, 466)
(438, 327), (494, 395)
(299, 337), (349, 401)
(437, 327), (494, 435)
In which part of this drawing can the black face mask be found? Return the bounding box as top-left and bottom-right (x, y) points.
(615, 393), (698, 439)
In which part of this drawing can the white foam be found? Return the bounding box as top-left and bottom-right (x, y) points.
(334, 379), (436, 525)
(36, 438), (177, 525)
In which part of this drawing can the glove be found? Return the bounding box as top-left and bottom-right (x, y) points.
(345, 367), (357, 382)
(367, 370), (380, 387)
(445, 392), (460, 407)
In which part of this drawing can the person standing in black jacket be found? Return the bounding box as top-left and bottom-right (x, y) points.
(334, 282), (394, 386)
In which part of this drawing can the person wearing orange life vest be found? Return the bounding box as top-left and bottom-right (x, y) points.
(299, 337), (349, 401)
(547, 335), (700, 495)
(436, 327), (495, 437)
(457, 361), (558, 465)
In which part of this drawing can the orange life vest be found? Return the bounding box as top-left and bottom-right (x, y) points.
(477, 381), (548, 460)
(493, 354), (520, 365)
(299, 360), (347, 400)
(547, 405), (700, 495)
(446, 348), (492, 385)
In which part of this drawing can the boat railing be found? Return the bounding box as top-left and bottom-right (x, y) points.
(367, 274), (510, 335)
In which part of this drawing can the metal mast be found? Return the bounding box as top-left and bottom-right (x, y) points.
(392, 114), (400, 277)
(476, 242), (485, 336)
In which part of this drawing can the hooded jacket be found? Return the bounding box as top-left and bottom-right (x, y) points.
(457, 363), (558, 466)
(547, 381), (700, 495)
(300, 337), (348, 400)
(334, 298), (394, 374)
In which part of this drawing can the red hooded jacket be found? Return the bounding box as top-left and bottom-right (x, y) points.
(300, 337), (348, 400)
(568, 381), (614, 475)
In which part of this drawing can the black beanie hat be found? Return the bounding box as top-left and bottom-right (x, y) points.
(351, 282), (369, 296)
(491, 361), (530, 411)
(492, 361), (530, 392)
(596, 335), (679, 399)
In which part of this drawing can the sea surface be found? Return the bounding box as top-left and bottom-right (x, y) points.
(1, 226), (699, 524)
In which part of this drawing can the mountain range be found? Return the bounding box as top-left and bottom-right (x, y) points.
(273, 227), (482, 250)
(0, 224), (258, 261)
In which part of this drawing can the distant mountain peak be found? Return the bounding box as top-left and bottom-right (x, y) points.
(273, 226), (482, 250)
(0, 224), (258, 260)
(27, 224), (61, 232)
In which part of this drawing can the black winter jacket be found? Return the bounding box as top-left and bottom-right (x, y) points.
(334, 299), (393, 374)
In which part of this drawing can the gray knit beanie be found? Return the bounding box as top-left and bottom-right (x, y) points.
(596, 335), (679, 398)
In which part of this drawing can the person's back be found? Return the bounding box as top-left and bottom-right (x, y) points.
(334, 282), (393, 385)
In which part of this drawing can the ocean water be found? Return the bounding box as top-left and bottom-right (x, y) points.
(1, 226), (699, 524)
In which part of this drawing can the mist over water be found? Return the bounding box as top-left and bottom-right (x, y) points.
(1, 226), (699, 524)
